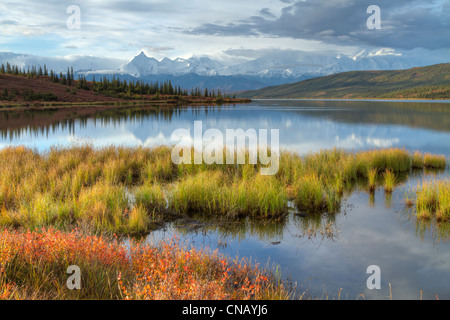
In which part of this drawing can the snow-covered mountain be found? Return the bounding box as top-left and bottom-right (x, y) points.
(122, 51), (224, 77)
(120, 48), (448, 79)
(0, 48), (448, 91)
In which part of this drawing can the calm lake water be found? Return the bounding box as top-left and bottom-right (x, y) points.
(1, 99), (449, 299)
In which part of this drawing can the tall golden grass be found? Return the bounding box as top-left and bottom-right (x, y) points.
(406, 180), (450, 222)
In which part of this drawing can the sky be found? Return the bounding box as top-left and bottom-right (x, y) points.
(0, 0), (449, 63)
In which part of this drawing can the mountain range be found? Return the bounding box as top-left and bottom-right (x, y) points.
(0, 48), (448, 92)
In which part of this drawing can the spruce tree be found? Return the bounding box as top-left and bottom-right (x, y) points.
(67, 68), (71, 86)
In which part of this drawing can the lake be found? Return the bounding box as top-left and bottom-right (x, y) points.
(1, 99), (449, 299)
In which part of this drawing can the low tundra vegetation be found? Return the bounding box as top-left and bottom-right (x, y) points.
(0, 228), (291, 300)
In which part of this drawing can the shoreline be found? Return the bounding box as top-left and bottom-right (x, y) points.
(250, 98), (450, 103)
(0, 97), (252, 111)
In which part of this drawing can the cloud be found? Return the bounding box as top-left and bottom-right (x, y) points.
(188, 0), (450, 50)
(0, 0), (448, 60)
(259, 8), (276, 19)
(0, 0), (290, 58)
(144, 46), (175, 54)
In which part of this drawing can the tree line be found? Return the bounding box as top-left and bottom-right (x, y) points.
(0, 62), (235, 100)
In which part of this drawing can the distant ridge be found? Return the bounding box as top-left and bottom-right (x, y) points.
(238, 63), (450, 100)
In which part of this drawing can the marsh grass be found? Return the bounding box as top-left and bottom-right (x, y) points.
(406, 180), (450, 222)
(437, 183), (450, 222)
(169, 172), (288, 218)
(294, 174), (326, 212)
(423, 154), (446, 169)
(0, 145), (445, 233)
(412, 151), (425, 169)
(383, 169), (396, 193)
(134, 183), (167, 213)
(367, 168), (378, 192)
(169, 171), (229, 215)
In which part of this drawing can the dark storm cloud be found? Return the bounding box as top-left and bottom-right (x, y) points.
(187, 0), (450, 50)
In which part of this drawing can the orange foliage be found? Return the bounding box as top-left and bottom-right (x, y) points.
(122, 238), (277, 300)
(0, 228), (287, 300)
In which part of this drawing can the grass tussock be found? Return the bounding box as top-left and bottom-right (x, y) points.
(0, 228), (291, 300)
(406, 180), (450, 222)
(170, 172), (287, 218)
(367, 168), (378, 192)
(423, 154), (446, 169)
(383, 169), (396, 193)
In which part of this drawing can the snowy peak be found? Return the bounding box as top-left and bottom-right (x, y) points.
(350, 48), (403, 60)
(123, 51), (160, 77)
(122, 52), (224, 76)
(369, 48), (402, 57)
(136, 51), (148, 58)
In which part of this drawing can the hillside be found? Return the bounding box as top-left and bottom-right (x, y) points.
(238, 63), (450, 100)
(0, 74), (125, 105)
(0, 73), (250, 108)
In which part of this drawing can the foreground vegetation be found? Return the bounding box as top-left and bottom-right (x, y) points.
(0, 228), (290, 299)
(0, 145), (446, 235)
(0, 145), (447, 300)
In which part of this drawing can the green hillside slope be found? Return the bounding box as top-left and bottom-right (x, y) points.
(239, 63), (450, 100)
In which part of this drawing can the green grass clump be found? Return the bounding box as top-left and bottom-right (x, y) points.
(367, 168), (378, 192)
(142, 149), (176, 182)
(169, 171), (228, 215)
(77, 182), (130, 232)
(423, 154), (446, 169)
(412, 151), (425, 169)
(231, 175), (288, 217)
(134, 183), (167, 213)
(359, 148), (411, 173)
(293, 173), (341, 214)
(294, 174), (325, 212)
(383, 169), (396, 193)
(127, 205), (150, 234)
(437, 182), (450, 221)
(170, 172), (288, 218)
(333, 172), (344, 195)
(405, 180), (450, 222)
(324, 188), (341, 214)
